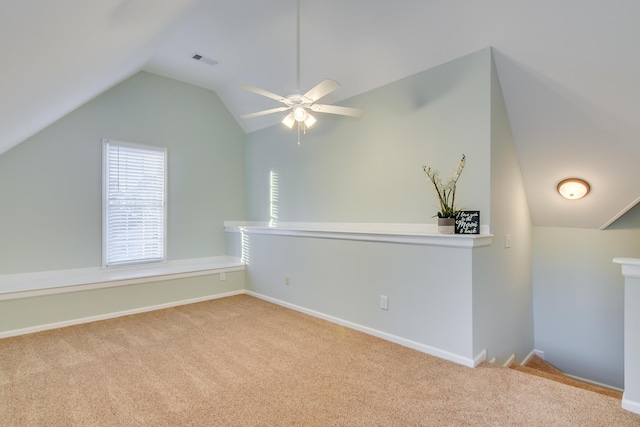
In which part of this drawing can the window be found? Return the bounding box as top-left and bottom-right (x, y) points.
(103, 139), (167, 267)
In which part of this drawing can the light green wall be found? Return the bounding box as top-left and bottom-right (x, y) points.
(0, 72), (245, 275)
(246, 49), (492, 224)
(0, 72), (247, 335)
(533, 226), (640, 388)
(472, 51), (534, 364)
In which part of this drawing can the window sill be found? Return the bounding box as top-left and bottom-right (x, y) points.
(0, 257), (245, 301)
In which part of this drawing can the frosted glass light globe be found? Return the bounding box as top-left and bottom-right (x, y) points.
(557, 178), (590, 200)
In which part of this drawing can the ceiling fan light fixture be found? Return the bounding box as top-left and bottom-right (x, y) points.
(282, 112), (295, 129)
(304, 113), (316, 128)
(557, 178), (590, 200)
(293, 106), (307, 122)
(240, 0), (362, 141)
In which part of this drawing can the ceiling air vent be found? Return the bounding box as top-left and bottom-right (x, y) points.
(192, 53), (218, 66)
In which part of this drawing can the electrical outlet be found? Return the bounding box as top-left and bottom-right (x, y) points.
(219, 272), (226, 281)
(285, 275), (290, 286)
(380, 295), (388, 310)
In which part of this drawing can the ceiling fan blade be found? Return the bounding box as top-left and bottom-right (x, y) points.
(302, 79), (340, 103)
(241, 106), (290, 119)
(241, 84), (287, 103)
(310, 104), (363, 117)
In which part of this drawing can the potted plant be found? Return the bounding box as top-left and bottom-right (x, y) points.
(422, 154), (466, 233)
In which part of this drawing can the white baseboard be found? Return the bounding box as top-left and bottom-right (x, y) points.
(0, 290), (245, 339)
(246, 291), (482, 368)
(503, 353), (516, 368)
(521, 350), (537, 365)
(474, 349), (488, 366)
(622, 394), (640, 415)
(564, 373), (624, 393)
(521, 349), (544, 365)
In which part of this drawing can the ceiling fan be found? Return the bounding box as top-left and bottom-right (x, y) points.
(240, 0), (362, 139)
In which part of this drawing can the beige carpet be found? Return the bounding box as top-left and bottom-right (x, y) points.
(1, 295), (639, 426)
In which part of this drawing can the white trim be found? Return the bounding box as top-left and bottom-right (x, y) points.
(0, 257), (244, 301)
(613, 258), (640, 279)
(246, 290), (480, 368)
(601, 196), (640, 230)
(225, 221), (493, 249)
(622, 394), (640, 415)
(503, 353), (516, 368)
(521, 349), (544, 365)
(0, 290), (244, 339)
(564, 373), (624, 393)
(473, 349), (488, 366)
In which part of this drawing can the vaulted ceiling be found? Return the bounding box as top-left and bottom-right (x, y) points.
(2, 0), (639, 229)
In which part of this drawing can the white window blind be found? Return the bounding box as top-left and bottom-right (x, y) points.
(103, 139), (167, 267)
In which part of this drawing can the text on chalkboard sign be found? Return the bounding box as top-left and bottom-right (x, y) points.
(455, 211), (480, 234)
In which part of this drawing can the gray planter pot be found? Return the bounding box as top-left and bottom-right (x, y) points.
(437, 217), (455, 234)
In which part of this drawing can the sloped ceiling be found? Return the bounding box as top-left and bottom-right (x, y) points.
(0, 0), (199, 155)
(2, 0), (639, 229)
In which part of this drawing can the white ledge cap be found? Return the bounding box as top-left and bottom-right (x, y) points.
(613, 257), (640, 279)
(0, 257), (244, 301)
(225, 221), (492, 249)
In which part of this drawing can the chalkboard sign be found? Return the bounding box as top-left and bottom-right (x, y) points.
(455, 211), (480, 234)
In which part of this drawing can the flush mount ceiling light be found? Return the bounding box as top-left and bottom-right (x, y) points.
(557, 178), (590, 200)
